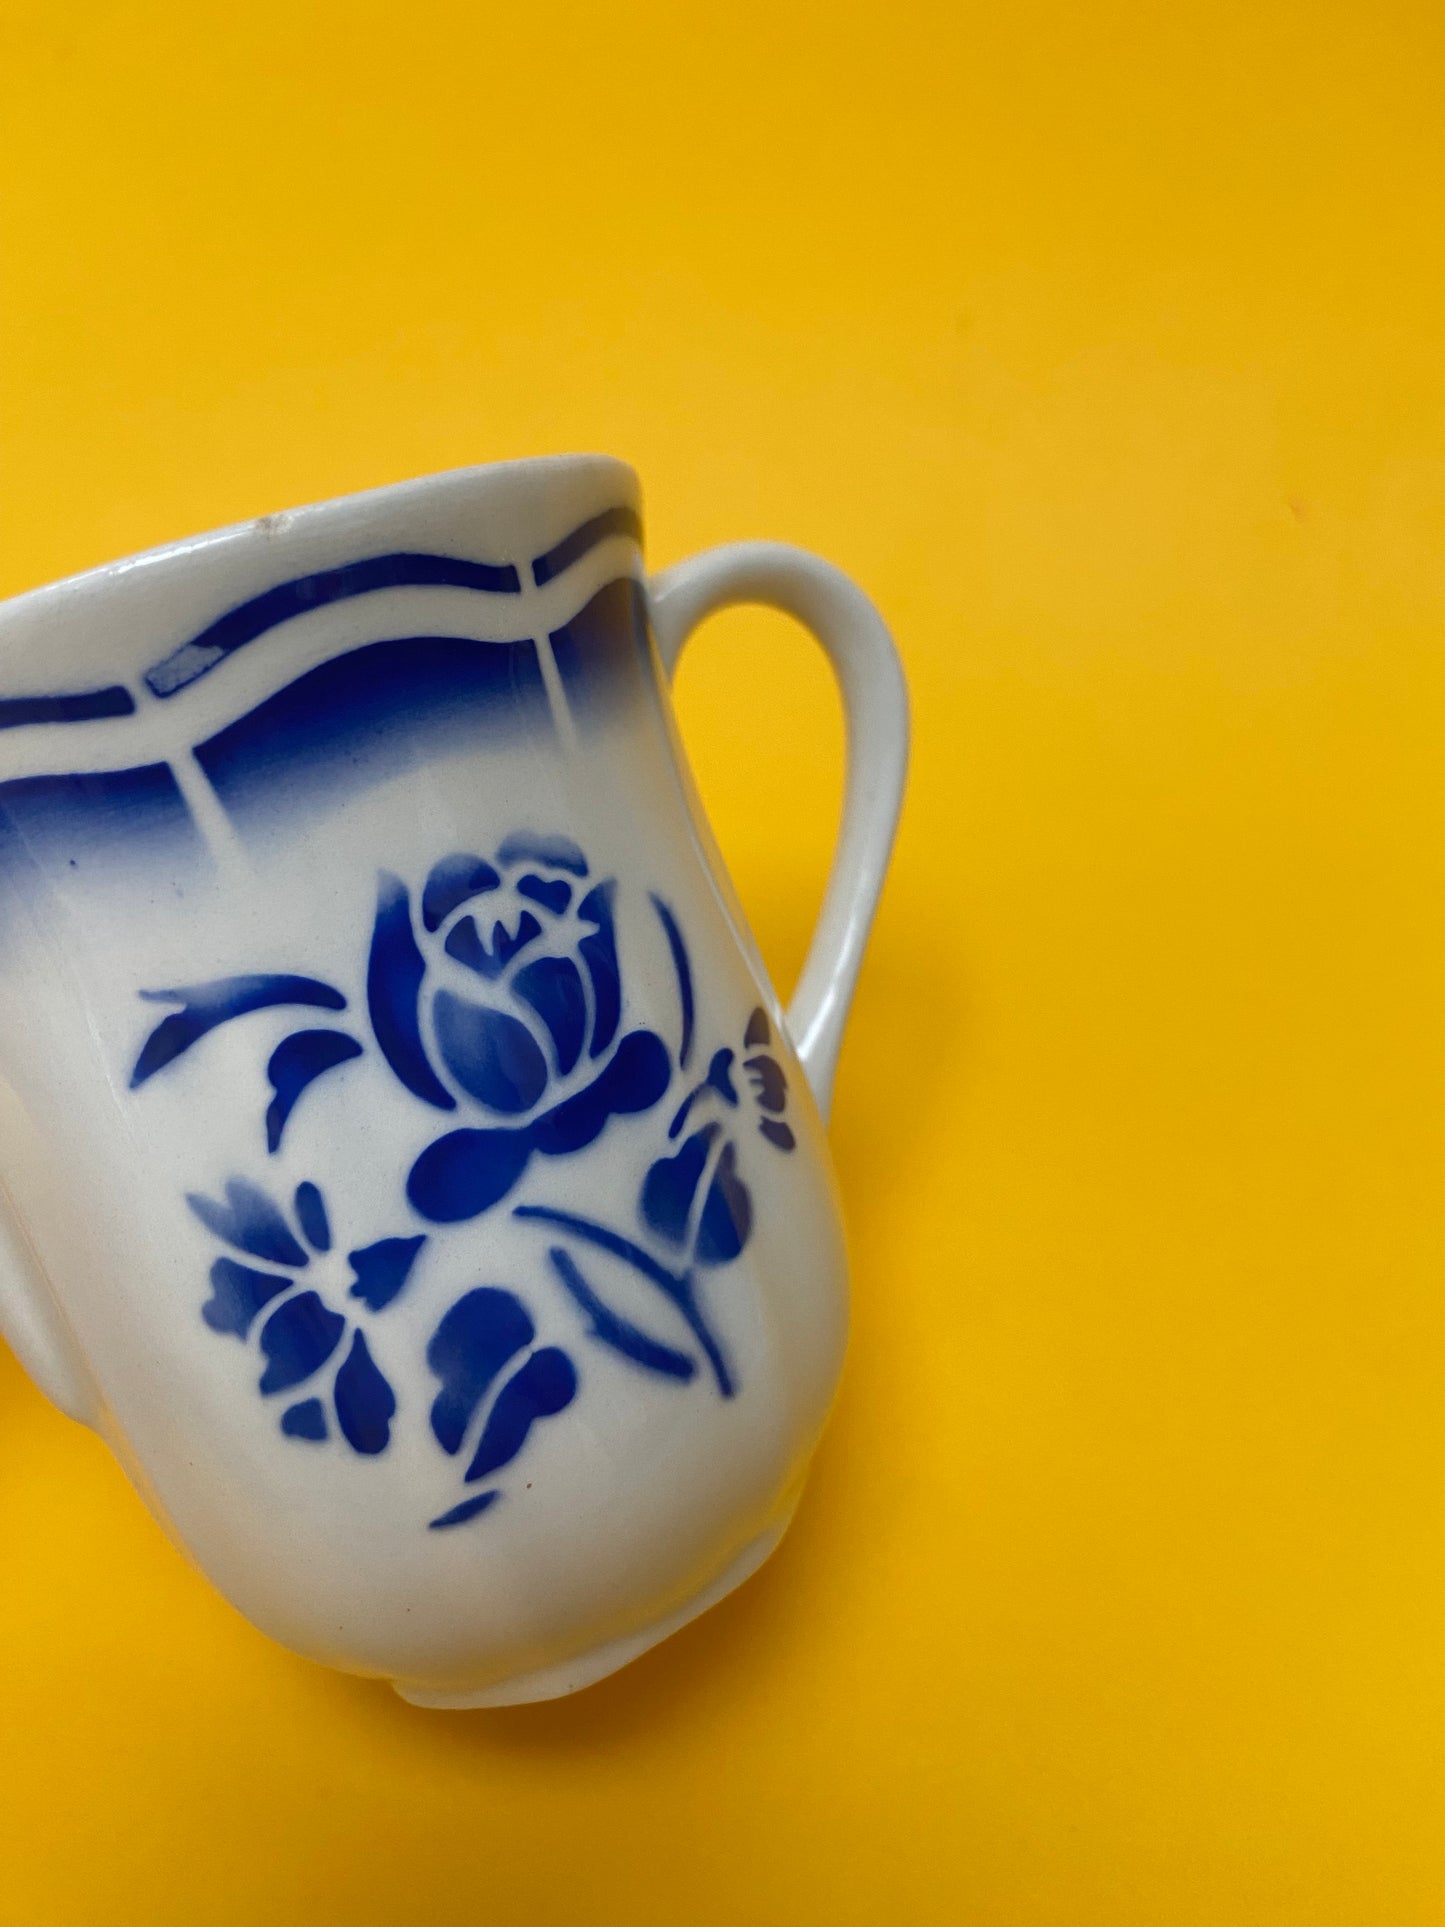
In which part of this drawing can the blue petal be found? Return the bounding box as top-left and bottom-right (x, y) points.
(743, 1053), (788, 1113)
(760, 1119), (796, 1152)
(576, 882), (619, 1057)
(433, 991), (549, 1113)
(333, 1330), (396, 1455)
(408, 1126), (534, 1223)
(258, 1291), (345, 1394)
(695, 1143), (752, 1267)
(744, 1007), (771, 1047)
(347, 1234), (426, 1311)
(640, 1124), (719, 1245)
(495, 831), (587, 876)
(367, 872), (456, 1111)
(443, 910), (542, 980)
(281, 1398), (328, 1441)
(187, 1178), (309, 1268)
(530, 1030), (672, 1156)
(426, 1287), (534, 1454)
(667, 1049), (739, 1140)
(202, 1257), (292, 1337)
(407, 1030), (673, 1225)
(515, 874), (571, 915)
(293, 1181), (331, 1252)
(705, 1048), (739, 1104)
(266, 1031), (363, 1152)
(465, 1347), (577, 1483)
(512, 954), (586, 1076)
(422, 852), (500, 932)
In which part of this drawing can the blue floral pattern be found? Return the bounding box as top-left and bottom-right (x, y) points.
(131, 835), (797, 1528)
(190, 1177), (404, 1453)
(373, 836), (675, 1222)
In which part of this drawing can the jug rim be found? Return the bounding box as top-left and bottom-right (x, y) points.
(0, 452), (640, 619)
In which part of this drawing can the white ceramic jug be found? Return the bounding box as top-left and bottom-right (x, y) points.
(0, 456), (907, 1706)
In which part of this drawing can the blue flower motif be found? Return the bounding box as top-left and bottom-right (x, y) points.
(189, 1177), (416, 1454)
(511, 1008), (797, 1401)
(131, 833), (785, 1526)
(125, 835), (689, 1180)
(365, 834), (676, 1223)
(639, 1006), (797, 1266)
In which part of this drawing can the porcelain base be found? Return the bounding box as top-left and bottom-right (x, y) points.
(392, 1506), (794, 1709)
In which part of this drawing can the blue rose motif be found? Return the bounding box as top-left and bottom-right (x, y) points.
(364, 833), (675, 1222)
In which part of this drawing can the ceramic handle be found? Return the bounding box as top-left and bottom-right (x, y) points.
(648, 542), (909, 1118)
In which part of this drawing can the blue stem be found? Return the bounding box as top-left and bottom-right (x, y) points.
(514, 1206), (735, 1397)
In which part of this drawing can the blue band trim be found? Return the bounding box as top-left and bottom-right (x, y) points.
(531, 506), (642, 586)
(0, 686), (136, 730)
(144, 551), (523, 699)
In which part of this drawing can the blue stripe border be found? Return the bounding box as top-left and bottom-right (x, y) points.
(532, 506), (643, 587)
(144, 551), (523, 699)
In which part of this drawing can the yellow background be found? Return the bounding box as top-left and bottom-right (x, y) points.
(2, 1), (1444, 1919)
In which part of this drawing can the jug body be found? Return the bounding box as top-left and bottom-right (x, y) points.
(0, 457), (900, 1704)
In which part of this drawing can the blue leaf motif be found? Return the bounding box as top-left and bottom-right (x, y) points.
(515, 1205), (735, 1398)
(465, 1348), (577, 1483)
(640, 1124), (752, 1269)
(426, 1287), (534, 1454)
(640, 1125), (719, 1246)
(131, 974), (346, 1088)
(695, 1142), (752, 1266)
(547, 1247), (696, 1382)
(265, 1031), (363, 1153)
(429, 1492), (502, 1530)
